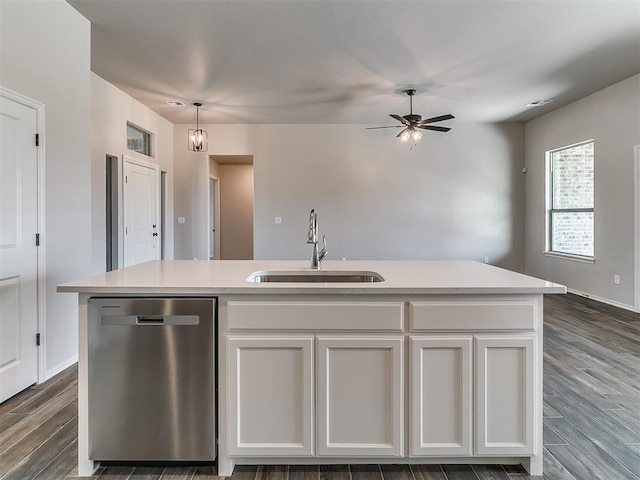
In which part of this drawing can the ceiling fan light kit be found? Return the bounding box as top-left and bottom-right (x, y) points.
(367, 89), (454, 142)
(188, 102), (208, 152)
(399, 127), (422, 142)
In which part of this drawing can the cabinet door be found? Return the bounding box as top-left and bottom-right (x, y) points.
(316, 336), (403, 457)
(409, 336), (472, 456)
(228, 336), (314, 456)
(475, 335), (535, 455)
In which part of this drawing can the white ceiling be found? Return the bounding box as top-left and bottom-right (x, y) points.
(67, 0), (640, 125)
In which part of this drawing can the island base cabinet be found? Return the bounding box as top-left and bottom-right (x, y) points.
(475, 336), (535, 456)
(409, 336), (473, 456)
(316, 336), (403, 457)
(227, 336), (314, 457)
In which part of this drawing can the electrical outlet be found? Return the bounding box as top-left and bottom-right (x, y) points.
(274, 216), (282, 224)
(614, 275), (620, 285)
(484, 257), (489, 264)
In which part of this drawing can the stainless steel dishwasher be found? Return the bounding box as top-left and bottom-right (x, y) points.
(87, 297), (215, 462)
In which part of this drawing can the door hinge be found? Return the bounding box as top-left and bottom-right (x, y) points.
(35, 233), (40, 246)
(35, 133), (40, 147)
(36, 333), (41, 346)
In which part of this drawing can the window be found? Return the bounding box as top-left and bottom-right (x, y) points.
(546, 140), (594, 258)
(127, 123), (151, 156)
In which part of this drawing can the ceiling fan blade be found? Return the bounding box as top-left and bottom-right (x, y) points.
(390, 114), (409, 125)
(418, 114), (455, 125)
(417, 125), (452, 132)
(396, 127), (408, 138)
(365, 125), (404, 130)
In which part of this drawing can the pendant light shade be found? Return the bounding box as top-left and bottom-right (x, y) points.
(188, 102), (208, 152)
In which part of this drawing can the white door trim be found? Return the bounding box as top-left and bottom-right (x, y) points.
(209, 175), (220, 260)
(122, 155), (161, 267)
(635, 145), (640, 312)
(0, 85), (46, 384)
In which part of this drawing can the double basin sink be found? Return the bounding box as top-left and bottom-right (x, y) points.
(247, 270), (384, 283)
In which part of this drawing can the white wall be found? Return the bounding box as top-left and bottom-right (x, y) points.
(91, 73), (175, 270)
(525, 74), (640, 309)
(174, 122), (526, 270)
(0, 0), (91, 377)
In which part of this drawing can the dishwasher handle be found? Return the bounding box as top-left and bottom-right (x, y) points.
(101, 315), (200, 326)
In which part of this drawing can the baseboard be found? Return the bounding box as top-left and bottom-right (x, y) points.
(44, 356), (78, 382)
(567, 288), (638, 313)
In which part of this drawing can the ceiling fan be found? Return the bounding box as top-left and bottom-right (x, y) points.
(366, 89), (454, 142)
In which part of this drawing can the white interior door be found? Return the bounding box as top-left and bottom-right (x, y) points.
(0, 93), (39, 403)
(123, 157), (160, 267)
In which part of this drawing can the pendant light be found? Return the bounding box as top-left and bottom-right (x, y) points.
(188, 102), (208, 152)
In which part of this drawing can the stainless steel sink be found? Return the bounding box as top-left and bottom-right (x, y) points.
(247, 270), (385, 283)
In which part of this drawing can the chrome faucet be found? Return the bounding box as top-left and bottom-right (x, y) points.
(307, 209), (327, 269)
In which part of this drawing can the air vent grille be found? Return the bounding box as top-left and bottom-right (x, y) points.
(526, 99), (553, 107)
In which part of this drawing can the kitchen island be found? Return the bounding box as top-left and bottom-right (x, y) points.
(58, 260), (566, 477)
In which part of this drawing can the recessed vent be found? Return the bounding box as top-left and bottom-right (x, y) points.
(526, 99), (553, 107)
(166, 101), (185, 107)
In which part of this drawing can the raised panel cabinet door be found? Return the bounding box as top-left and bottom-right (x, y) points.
(475, 335), (535, 455)
(316, 336), (403, 457)
(409, 336), (472, 456)
(227, 336), (314, 456)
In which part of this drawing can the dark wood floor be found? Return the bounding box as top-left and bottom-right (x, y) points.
(1, 293), (639, 480)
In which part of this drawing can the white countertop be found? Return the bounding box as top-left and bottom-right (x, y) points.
(57, 260), (566, 295)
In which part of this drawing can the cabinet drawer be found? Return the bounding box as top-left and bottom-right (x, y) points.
(227, 301), (404, 331)
(409, 301), (535, 331)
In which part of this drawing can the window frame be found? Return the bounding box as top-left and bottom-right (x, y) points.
(544, 139), (595, 262)
(126, 122), (153, 157)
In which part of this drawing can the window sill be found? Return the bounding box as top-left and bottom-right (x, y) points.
(544, 251), (595, 264)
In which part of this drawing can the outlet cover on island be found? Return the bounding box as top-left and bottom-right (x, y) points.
(614, 275), (620, 285)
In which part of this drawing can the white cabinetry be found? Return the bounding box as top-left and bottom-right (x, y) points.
(475, 335), (535, 455)
(408, 300), (538, 458)
(409, 336), (472, 456)
(225, 300), (404, 459)
(223, 296), (540, 472)
(227, 336), (314, 456)
(317, 336), (403, 457)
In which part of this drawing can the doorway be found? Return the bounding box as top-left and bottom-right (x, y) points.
(0, 87), (44, 401)
(106, 154), (119, 271)
(210, 155), (254, 260)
